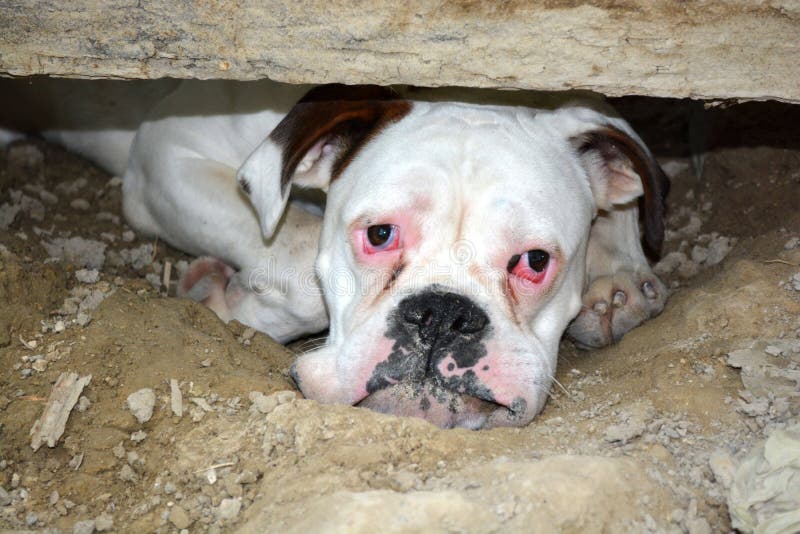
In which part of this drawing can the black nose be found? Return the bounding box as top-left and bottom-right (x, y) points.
(399, 290), (489, 345)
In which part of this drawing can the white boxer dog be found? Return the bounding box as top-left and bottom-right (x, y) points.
(1, 80), (668, 429)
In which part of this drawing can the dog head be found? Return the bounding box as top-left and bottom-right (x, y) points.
(238, 85), (667, 429)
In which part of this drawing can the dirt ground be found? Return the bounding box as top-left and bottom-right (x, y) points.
(1, 95), (799, 533)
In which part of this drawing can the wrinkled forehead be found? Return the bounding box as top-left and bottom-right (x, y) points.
(334, 102), (594, 242)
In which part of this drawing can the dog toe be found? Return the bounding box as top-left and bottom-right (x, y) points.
(567, 270), (668, 349)
(178, 256), (236, 320)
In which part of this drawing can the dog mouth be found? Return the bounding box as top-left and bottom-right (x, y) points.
(355, 380), (512, 430)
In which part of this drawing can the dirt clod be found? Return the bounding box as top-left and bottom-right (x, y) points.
(126, 388), (156, 424)
(168, 505), (191, 529)
(72, 519), (95, 534)
(217, 497), (242, 521)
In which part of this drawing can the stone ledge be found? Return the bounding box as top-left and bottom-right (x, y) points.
(1, 1), (798, 103)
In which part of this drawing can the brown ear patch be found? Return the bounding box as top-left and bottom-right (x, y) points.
(268, 84), (412, 194)
(573, 125), (670, 259)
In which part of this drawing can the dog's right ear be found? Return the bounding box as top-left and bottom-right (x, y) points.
(237, 84), (411, 238)
(570, 123), (670, 258)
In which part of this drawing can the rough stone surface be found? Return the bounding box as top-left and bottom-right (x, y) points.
(1, 1), (798, 103)
(241, 456), (666, 532)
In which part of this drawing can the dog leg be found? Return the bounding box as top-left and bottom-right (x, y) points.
(567, 203), (668, 348)
(124, 155), (328, 342)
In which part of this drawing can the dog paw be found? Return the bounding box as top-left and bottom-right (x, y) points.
(566, 269), (668, 349)
(178, 257), (235, 321)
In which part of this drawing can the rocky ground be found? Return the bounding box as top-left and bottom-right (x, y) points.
(0, 96), (799, 533)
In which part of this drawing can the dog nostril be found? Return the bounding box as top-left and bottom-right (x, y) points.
(399, 290), (489, 342)
(421, 310), (434, 327)
(450, 312), (488, 334)
(404, 307), (434, 327)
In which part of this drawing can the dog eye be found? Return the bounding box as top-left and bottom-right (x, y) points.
(507, 249), (550, 284)
(363, 224), (401, 254)
(367, 225), (394, 246)
(527, 250), (550, 272)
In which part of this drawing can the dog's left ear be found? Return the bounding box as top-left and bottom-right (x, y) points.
(571, 125), (670, 258)
(238, 84), (411, 238)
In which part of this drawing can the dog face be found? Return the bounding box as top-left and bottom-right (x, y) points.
(238, 86), (665, 429)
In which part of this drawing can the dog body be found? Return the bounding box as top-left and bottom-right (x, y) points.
(120, 81), (330, 342)
(2, 79), (669, 428)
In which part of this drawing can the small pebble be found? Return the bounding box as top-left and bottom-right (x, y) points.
(68, 453), (84, 470)
(276, 390), (297, 404)
(170, 379), (183, 418)
(249, 392), (278, 415)
(224, 476), (243, 498)
(145, 273), (161, 289)
(119, 464), (136, 482)
(112, 442), (126, 459)
(217, 498), (242, 521)
(94, 513), (114, 532)
(706, 236), (734, 265)
(96, 212), (120, 224)
(169, 505), (191, 529)
(76, 312), (92, 327)
(75, 268), (100, 284)
(39, 190), (59, 205)
(77, 396), (91, 412)
(70, 199), (90, 211)
(235, 470), (257, 484)
(687, 517), (712, 534)
(72, 519), (95, 534)
(189, 406), (205, 423)
(126, 388), (156, 423)
(690, 245), (709, 264)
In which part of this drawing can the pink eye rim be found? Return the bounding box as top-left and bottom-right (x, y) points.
(507, 249), (551, 284)
(362, 224), (401, 254)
